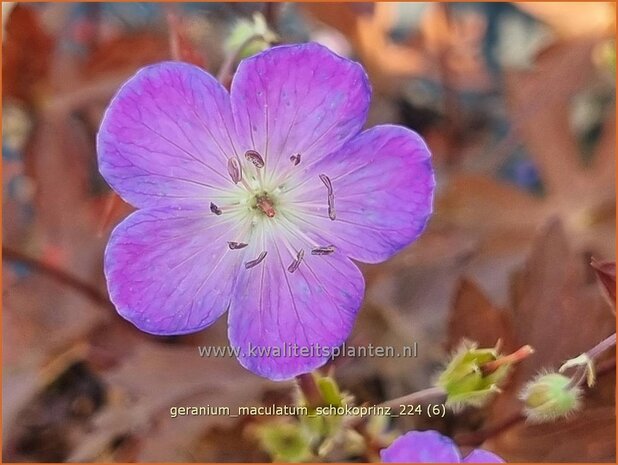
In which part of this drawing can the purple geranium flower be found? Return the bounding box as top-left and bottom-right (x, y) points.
(380, 431), (504, 463)
(97, 42), (434, 380)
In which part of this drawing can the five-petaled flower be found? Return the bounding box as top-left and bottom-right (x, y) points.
(380, 430), (504, 463)
(98, 43), (434, 380)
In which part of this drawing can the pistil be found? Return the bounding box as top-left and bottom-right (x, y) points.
(255, 194), (276, 218)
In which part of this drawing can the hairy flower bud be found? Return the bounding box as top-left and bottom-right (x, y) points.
(437, 341), (515, 410)
(519, 372), (583, 423)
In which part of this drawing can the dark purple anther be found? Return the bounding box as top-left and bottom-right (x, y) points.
(210, 202), (222, 215)
(287, 249), (305, 273)
(290, 153), (301, 166)
(227, 157), (242, 183)
(311, 245), (335, 256)
(245, 150), (265, 168)
(245, 251), (268, 269)
(228, 241), (249, 250)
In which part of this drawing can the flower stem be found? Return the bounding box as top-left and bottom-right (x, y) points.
(295, 373), (322, 408)
(587, 332), (616, 360)
(3, 246), (110, 307)
(566, 332), (616, 389)
(378, 386), (446, 410)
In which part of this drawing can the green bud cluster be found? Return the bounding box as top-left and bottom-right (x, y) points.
(256, 373), (365, 462)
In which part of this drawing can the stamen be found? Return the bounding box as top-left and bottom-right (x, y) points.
(210, 202), (222, 215)
(245, 251), (268, 269)
(311, 245), (335, 256)
(319, 173), (333, 195)
(327, 194), (336, 220)
(290, 153), (301, 166)
(227, 157), (242, 184)
(245, 150), (265, 168)
(319, 173), (336, 220)
(228, 241), (249, 250)
(287, 249), (305, 273)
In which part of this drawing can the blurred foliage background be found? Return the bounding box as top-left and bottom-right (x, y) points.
(2, 2), (616, 462)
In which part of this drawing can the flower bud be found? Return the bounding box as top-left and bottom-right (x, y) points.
(436, 341), (517, 410)
(225, 13), (278, 59)
(519, 372), (583, 423)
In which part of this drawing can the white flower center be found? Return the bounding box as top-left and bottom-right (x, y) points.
(209, 150), (336, 272)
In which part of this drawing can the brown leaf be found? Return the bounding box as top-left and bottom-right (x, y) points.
(437, 174), (542, 234)
(5, 361), (106, 462)
(82, 33), (169, 79)
(484, 406), (616, 462)
(420, 4), (493, 91)
(590, 108), (616, 187)
(447, 278), (514, 351)
(2, 4), (54, 104)
(27, 115), (92, 240)
(301, 3), (430, 93)
(302, 3), (493, 94)
(515, 3), (615, 38)
(507, 220), (614, 377)
(193, 422), (269, 462)
(591, 258), (616, 305)
(475, 220), (616, 460)
(435, 40), (614, 266)
(440, 33), (616, 260)
(96, 192), (133, 237)
(69, 341), (281, 462)
(166, 9), (207, 67)
(505, 40), (599, 197)
(2, 272), (109, 448)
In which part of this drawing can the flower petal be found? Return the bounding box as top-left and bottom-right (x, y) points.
(227, 234), (365, 380)
(463, 449), (505, 463)
(292, 125), (434, 263)
(230, 42), (370, 178)
(105, 206), (246, 335)
(380, 431), (462, 463)
(98, 61), (239, 208)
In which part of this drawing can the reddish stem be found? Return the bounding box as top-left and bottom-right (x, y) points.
(3, 246), (110, 307)
(295, 373), (323, 408)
